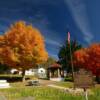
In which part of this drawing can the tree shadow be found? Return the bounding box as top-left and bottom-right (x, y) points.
(0, 75), (30, 83)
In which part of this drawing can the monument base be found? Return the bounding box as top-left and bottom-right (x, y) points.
(50, 78), (64, 81)
(0, 80), (10, 88)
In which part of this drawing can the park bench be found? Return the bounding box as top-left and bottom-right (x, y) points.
(28, 80), (39, 86)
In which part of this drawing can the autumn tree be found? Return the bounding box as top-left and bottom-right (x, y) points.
(74, 43), (100, 83)
(0, 21), (48, 81)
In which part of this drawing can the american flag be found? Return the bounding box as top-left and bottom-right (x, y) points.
(68, 31), (70, 44)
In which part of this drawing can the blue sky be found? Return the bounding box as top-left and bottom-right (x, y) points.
(0, 0), (100, 59)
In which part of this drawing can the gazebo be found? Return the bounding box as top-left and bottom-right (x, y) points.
(47, 63), (63, 81)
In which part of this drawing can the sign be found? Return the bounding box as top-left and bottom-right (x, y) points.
(74, 69), (94, 88)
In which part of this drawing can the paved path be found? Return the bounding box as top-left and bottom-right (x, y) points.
(0, 92), (7, 100)
(38, 79), (57, 85)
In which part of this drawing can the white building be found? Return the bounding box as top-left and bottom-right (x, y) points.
(11, 68), (46, 77)
(38, 68), (46, 78)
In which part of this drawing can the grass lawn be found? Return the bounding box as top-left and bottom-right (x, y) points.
(54, 81), (73, 88)
(0, 85), (100, 100)
(0, 75), (100, 100)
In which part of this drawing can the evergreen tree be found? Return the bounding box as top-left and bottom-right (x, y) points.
(58, 40), (82, 74)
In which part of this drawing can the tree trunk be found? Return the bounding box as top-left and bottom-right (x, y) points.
(96, 75), (100, 84)
(47, 69), (50, 79)
(22, 70), (25, 82)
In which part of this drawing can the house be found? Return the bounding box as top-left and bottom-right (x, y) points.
(38, 68), (46, 78)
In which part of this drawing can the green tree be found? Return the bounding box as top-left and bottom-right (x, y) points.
(39, 57), (56, 69)
(58, 40), (82, 74)
(0, 63), (10, 74)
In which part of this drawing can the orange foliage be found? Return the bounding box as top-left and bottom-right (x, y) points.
(74, 44), (100, 76)
(0, 21), (48, 70)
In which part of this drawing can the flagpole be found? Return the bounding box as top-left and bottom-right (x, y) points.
(67, 31), (75, 83)
(69, 42), (75, 82)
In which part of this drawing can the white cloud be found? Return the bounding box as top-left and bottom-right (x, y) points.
(45, 38), (62, 47)
(65, 0), (93, 44)
(49, 53), (58, 60)
(29, 12), (62, 47)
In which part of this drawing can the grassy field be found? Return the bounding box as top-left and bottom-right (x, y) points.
(0, 85), (100, 100)
(0, 75), (100, 100)
(54, 81), (73, 88)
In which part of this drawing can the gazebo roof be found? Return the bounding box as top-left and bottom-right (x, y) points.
(48, 63), (61, 69)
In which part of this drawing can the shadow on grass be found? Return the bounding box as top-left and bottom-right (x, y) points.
(0, 75), (30, 83)
(64, 77), (73, 82)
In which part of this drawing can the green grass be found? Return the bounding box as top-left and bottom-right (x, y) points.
(0, 84), (100, 100)
(0, 87), (88, 100)
(55, 81), (73, 88)
(0, 74), (100, 100)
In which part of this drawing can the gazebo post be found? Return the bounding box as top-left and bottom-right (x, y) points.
(49, 70), (52, 78)
(58, 68), (61, 78)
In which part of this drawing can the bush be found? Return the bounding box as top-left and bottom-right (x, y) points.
(64, 77), (72, 82)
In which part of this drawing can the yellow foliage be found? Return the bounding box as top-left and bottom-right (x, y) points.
(0, 21), (48, 70)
